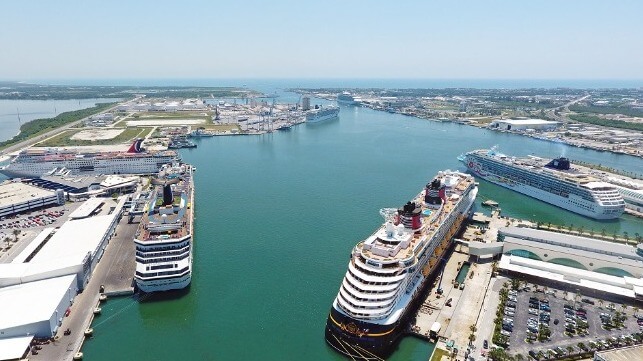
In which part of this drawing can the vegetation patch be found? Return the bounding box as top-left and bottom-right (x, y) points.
(430, 347), (450, 361)
(0, 102), (116, 150)
(37, 127), (151, 147)
(569, 114), (643, 131)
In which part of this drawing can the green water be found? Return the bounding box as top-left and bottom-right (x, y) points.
(83, 105), (642, 361)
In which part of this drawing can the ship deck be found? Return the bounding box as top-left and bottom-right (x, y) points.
(136, 173), (193, 242)
(357, 174), (474, 262)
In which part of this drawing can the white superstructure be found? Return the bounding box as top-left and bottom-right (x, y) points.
(461, 148), (625, 220)
(134, 163), (193, 293)
(305, 106), (339, 123)
(329, 171), (477, 331)
(0, 139), (177, 179)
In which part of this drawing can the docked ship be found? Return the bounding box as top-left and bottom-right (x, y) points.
(325, 170), (478, 360)
(460, 148), (625, 220)
(168, 137), (197, 149)
(134, 162), (194, 293)
(189, 128), (215, 137)
(337, 92), (360, 106)
(306, 106), (340, 123)
(0, 139), (177, 178)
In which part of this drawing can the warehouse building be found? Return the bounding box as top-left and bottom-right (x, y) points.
(489, 118), (559, 131)
(0, 182), (64, 218)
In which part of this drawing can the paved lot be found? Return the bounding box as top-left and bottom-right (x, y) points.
(0, 202), (84, 263)
(501, 282), (641, 358)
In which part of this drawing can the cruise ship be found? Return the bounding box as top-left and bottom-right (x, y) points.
(0, 139), (177, 178)
(134, 162), (194, 293)
(306, 106), (340, 123)
(460, 148), (625, 220)
(337, 92), (361, 106)
(325, 170), (478, 360)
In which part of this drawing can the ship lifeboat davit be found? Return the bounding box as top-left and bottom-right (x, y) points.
(84, 328), (94, 337)
(73, 352), (84, 360)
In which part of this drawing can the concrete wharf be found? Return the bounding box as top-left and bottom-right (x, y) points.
(30, 206), (138, 361)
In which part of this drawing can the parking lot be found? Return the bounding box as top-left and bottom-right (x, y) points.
(493, 280), (642, 359)
(0, 202), (83, 262)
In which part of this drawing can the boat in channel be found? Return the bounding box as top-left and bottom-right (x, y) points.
(305, 105), (339, 123)
(325, 170), (478, 360)
(134, 162), (194, 293)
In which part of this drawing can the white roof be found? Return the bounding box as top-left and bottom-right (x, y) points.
(68, 197), (104, 219)
(100, 175), (138, 188)
(0, 183), (55, 208)
(12, 227), (56, 264)
(31, 214), (117, 265)
(0, 335), (33, 361)
(0, 274), (76, 332)
(499, 255), (643, 298)
(495, 118), (558, 125)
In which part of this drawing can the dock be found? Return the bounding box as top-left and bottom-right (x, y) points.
(30, 202), (139, 361)
(409, 210), (515, 361)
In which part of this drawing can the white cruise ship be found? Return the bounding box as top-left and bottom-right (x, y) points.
(460, 148), (625, 220)
(337, 92), (361, 106)
(134, 162), (194, 293)
(306, 106), (339, 123)
(0, 139), (177, 178)
(325, 170), (478, 360)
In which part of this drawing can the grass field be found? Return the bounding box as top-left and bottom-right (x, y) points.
(430, 347), (450, 361)
(37, 127), (152, 147)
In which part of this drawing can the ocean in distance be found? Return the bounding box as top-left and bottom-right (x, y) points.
(77, 83), (641, 361)
(22, 77), (643, 89)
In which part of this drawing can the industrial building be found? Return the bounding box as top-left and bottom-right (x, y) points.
(0, 197), (127, 359)
(0, 275), (78, 359)
(468, 227), (643, 300)
(489, 118), (559, 131)
(0, 182), (65, 218)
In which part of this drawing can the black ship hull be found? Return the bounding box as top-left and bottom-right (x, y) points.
(325, 238), (460, 360)
(325, 306), (400, 360)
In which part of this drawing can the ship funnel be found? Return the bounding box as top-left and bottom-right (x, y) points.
(398, 201), (422, 230)
(425, 178), (444, 208)
(163, 184), (173, 206)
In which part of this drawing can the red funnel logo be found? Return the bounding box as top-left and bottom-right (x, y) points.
(127, 139), (143, 153)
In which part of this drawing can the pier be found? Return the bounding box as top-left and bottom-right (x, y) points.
(409, 210), (512, 361)
(30, 203), (138, 361)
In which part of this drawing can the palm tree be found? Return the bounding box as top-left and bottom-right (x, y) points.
(3, 236), (11, 249)
(569, 223), (574, 233)
(470, 324), (477, 333)
(514, 354), (524, 361)
(578, 225), (584, 235)
(589, 228), (595, 237)
(634, 306), (639, 317)
(623, 231), (629, 245)
(598, 299), (604, 309)
(601, 228), (607, 238)
(577, 342), (586, 352)
(635, 232), (641, 244)
(12, 229), (20, 243)
(566, 345), (574, 355)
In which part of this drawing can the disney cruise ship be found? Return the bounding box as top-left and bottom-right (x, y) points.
(134, 162), (194, 293)
(325, 170), (477, 360)
(0, 139), (177, 178)
(460, 148), (625, 220)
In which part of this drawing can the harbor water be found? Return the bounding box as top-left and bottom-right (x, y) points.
(81, 100), (641, 360)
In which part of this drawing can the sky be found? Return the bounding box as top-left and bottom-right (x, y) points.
(1, 0), (642, 80)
